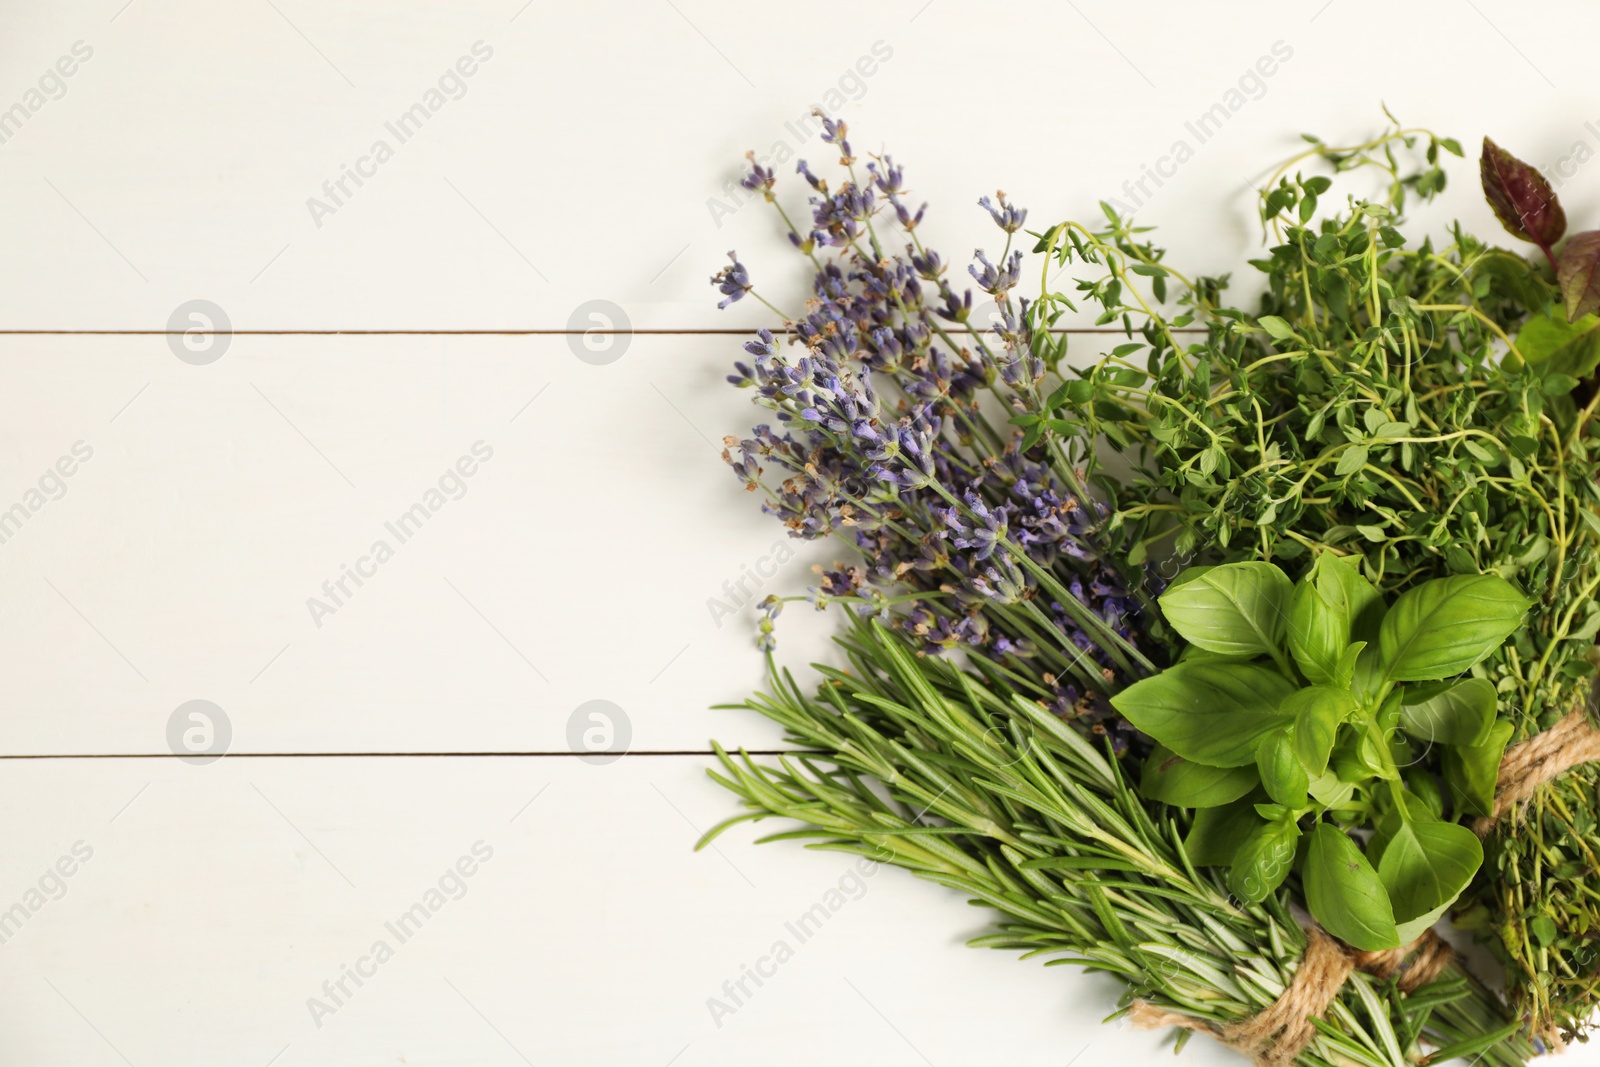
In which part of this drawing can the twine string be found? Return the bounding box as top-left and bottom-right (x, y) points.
(1129, 929), (1453, 1067)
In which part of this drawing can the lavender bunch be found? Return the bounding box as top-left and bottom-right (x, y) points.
(716, 115), (1154, 744)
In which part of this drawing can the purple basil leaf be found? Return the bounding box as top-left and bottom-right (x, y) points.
(1558, 230), (1600, 321)
(1481, 136), (1566, 250)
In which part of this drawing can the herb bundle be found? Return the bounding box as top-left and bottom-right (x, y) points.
(700, 117), (1563, 1063)
(1062, 128), (1600, 1043)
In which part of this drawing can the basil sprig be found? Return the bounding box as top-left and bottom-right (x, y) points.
(1114, 556), (1528, 950)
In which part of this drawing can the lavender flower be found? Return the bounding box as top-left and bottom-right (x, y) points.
(710, 137), (1152, 746)
(969, 250), (1023, 295)
(978, 192), (1028, 233)
(713, 252), (752, 309)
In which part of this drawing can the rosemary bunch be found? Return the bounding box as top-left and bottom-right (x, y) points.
(703, 620), (1533, 1066)
(1049, 126), (1600, 1042)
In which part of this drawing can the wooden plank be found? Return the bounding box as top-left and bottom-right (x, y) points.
(0, 334), (839, 755)
(0, 755), (1235, 1066)
(0, 1), (1587, 330)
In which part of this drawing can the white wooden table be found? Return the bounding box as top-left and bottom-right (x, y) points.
(0, 1), (1593, 1063)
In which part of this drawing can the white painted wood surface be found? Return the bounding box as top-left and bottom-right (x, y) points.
(1, 0), (1597, 1063)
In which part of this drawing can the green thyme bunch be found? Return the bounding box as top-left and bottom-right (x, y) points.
(1052, 125), (1600, 1042)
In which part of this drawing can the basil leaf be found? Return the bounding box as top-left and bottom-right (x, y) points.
(1183, 795), (1264, 867)
(1394, 902), (1454, 947)
(1158, 562), (1293, 659)
(1256, 729), (1309, 808)
(1308, 769), (1355, 809)
(1376, 818), (1482, 927)
(1304, 823), (1400, 951)
(1398, 677), (1498, 747)
(1226, 815), (1301, 904)
(1283, 686), (1356, 775)
(1514, 307), (1600, 377)
(1140, 744), (1259, 808)
(1404, 770), (1446, 821)
(1110, 661), (1297, 767)
(1378, 574), (1530, 682)
(1338, 641), (1370, 694)
(1288, 554), (1377, 683)
(1443, 720), (1514, 818)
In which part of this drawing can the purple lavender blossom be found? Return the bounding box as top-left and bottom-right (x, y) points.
(714, 141), (1150, 748)
(712, 252), (752, 309)
(978, 193), (1028, 233)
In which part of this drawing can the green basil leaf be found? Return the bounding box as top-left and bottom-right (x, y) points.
(1376, 818), (1483, 926)
(1227, 815), (1301, 904)
(1183, 795), (1264, 867)
(1443, 720), (1514, 818)
(1283, 686), (1356, 775)
(1256, 729), (1309, 808)
(1308, 769), (1355, 809)
(1348, 641), (1383, 702)
(1158, 562), (1293, 659)
(1304, 823), (1400, 951)
(1140, 744), (1259, 808)
(1166, 564), (1215, 590)
(1330, 641), (1362, 692)
(1330, 727), (1385, 784)
(1394, 902), (1454, 947)
(1288, 555), (1348, 684)
(1398, 677), (1498, 747)
(1403, 770), (1446, 821)
(1110, 661), (1298, 767)
(1513, 308), (1600, 378)
(1378, 574), (1530, 682)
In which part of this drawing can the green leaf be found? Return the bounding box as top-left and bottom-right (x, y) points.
(1378, 574), (1530, 682)
(1183, 795), (1264, 867)
(1283, 686), (1355, 774)
(1513, 307), (1600, 378)
(1258, 315), (1296, 342)
(1158, 562), (1293, 660)
(1255, 729), (1309, 808)
(1470, 250), (1553, 312)
(1329, 642), (1362, 689)
(1335, 446), (1370, 477)
(1110, 661), (1298, 767)
(1397, 678), (1498, 747)
(1376, 818), (1482, 928)
(1304, 823), (1400, 950)
(1287, 554), (1380, 684)
(1443, 720), (1514, 818)
(1227, 815), (1301, 904)
(1308, 769), (1355, 809)
(1140, 745), (1259, 808)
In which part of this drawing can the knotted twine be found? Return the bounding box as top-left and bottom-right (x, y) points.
(1131, 704), (1600, 1067)
(1472, 705), (1600, 834)
(1128, 929), (1454, 1067)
